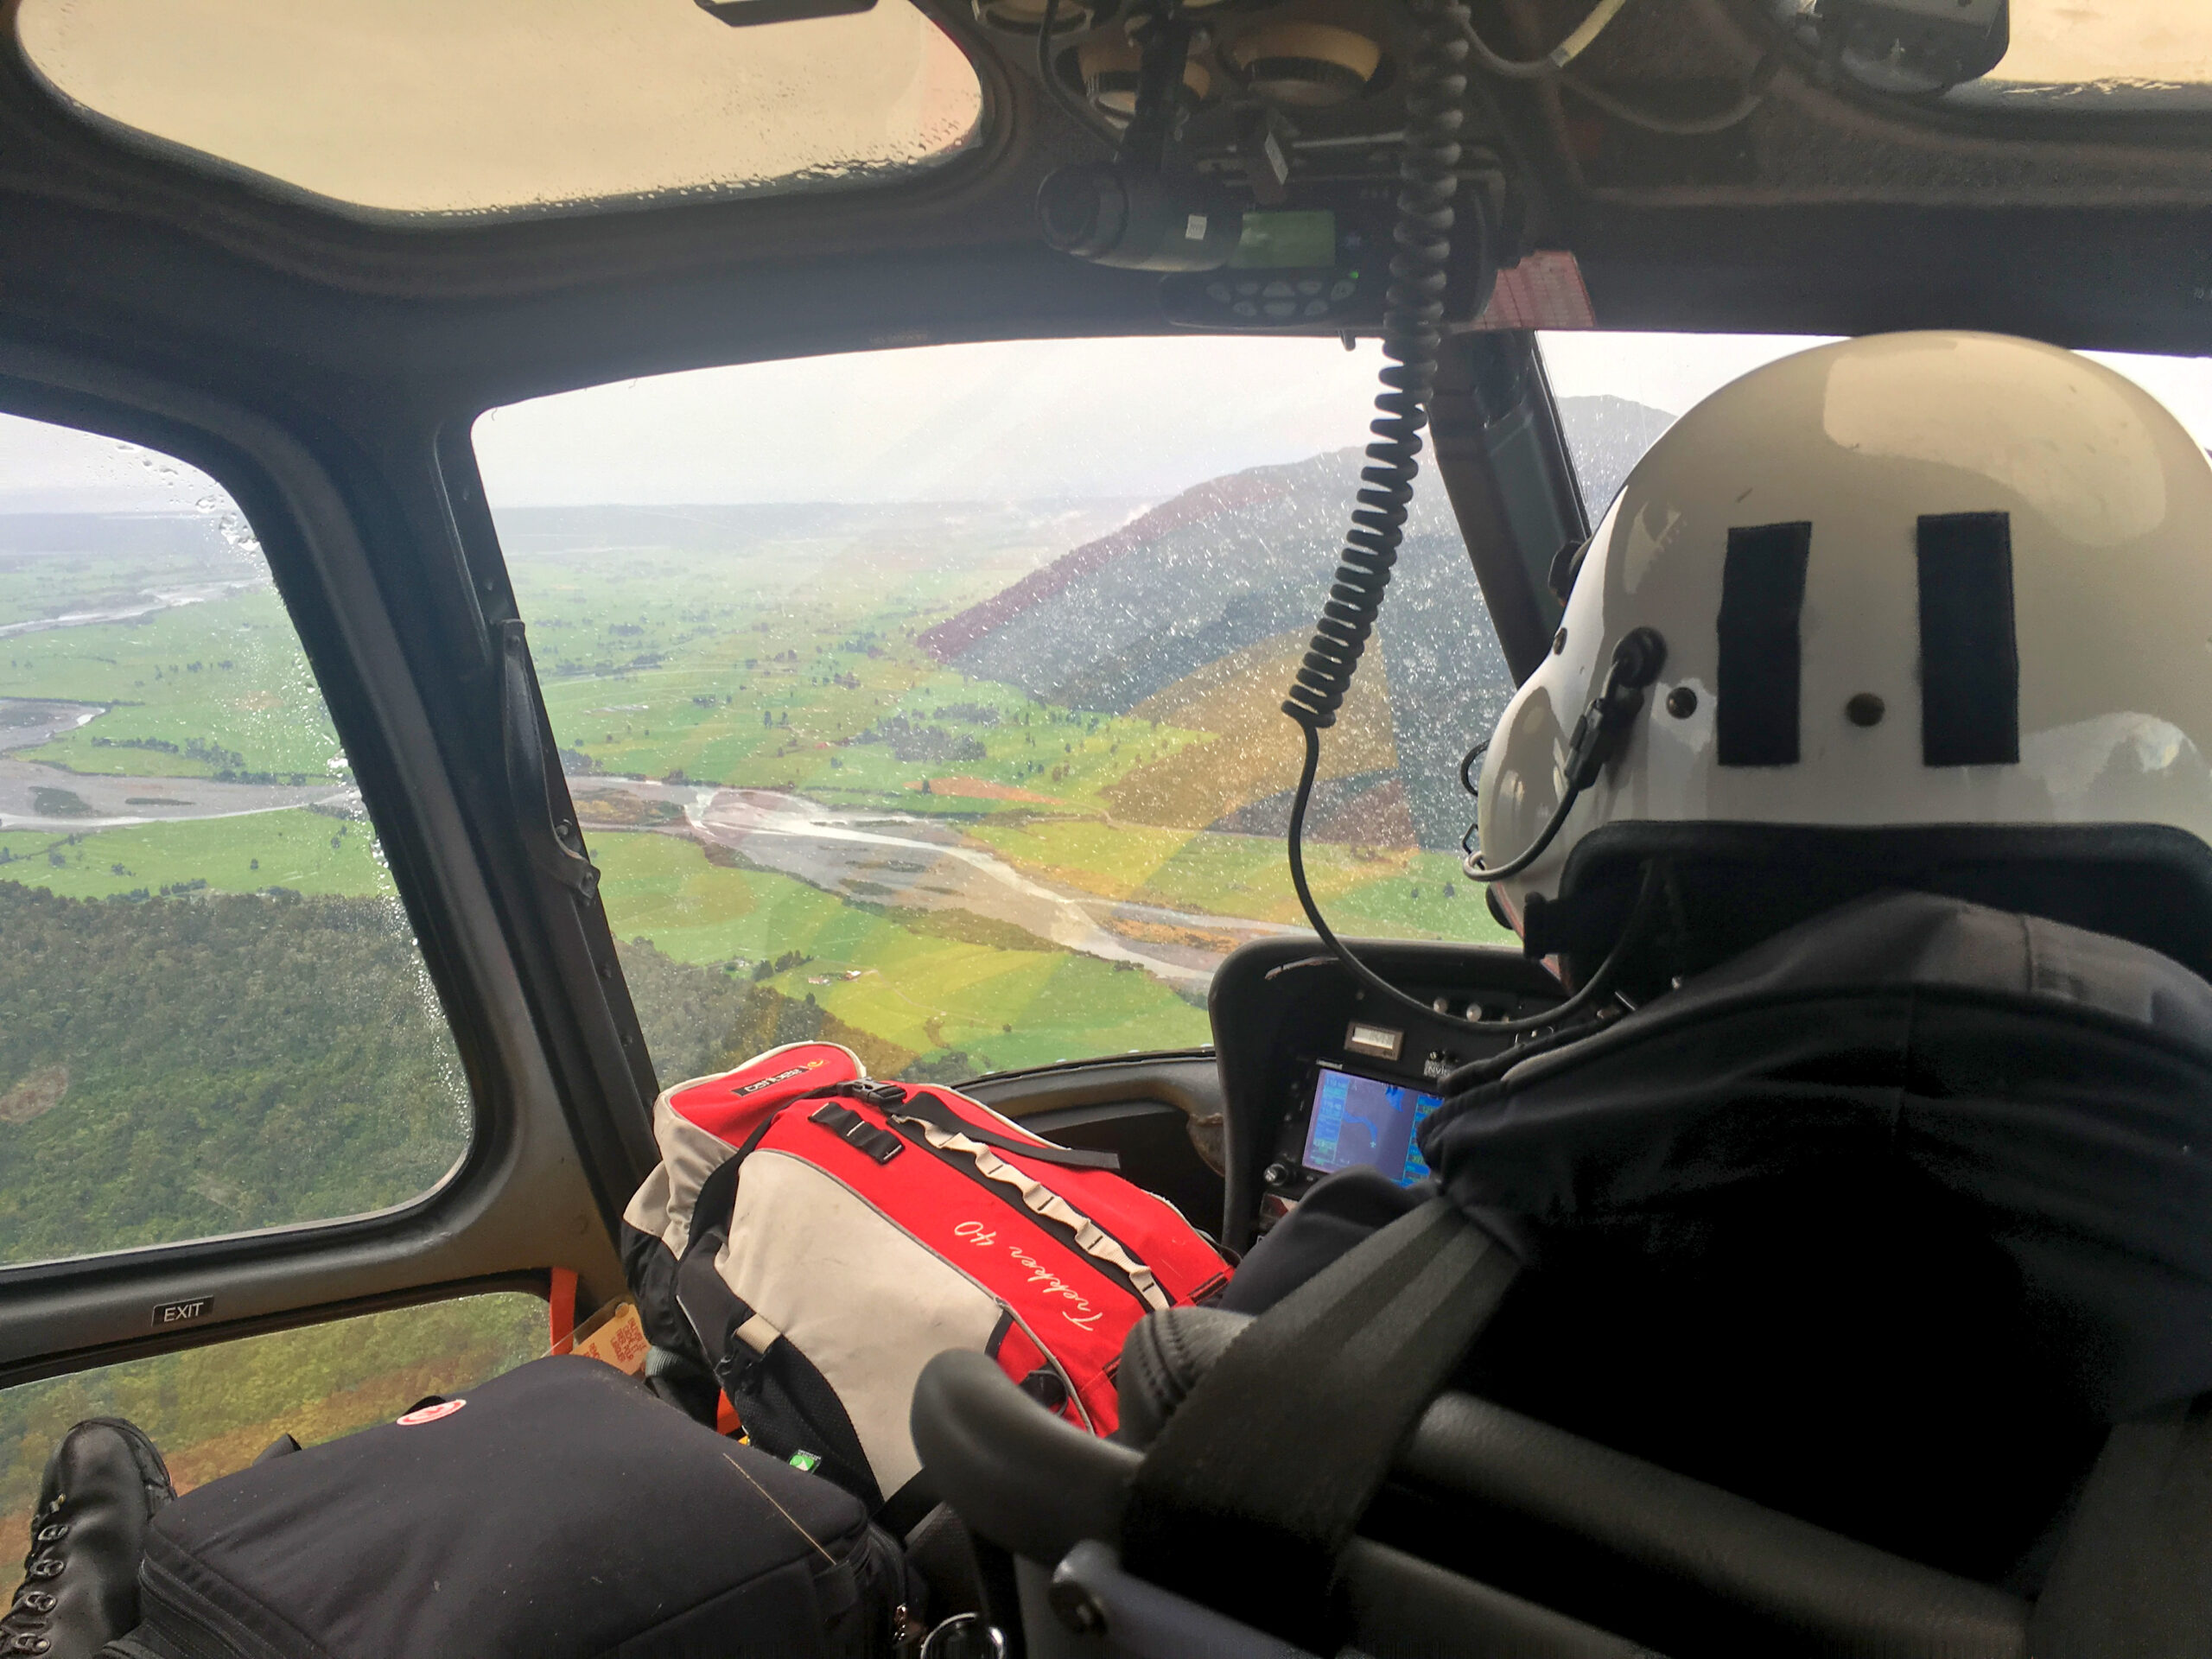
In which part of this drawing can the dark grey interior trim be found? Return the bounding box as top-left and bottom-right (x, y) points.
(918, 1351), (1668, 1659)
(963, 1053), (1221, 1121)
(1432, 331), (1588, 683)
(0, 1272), (550, 1395)
(1398, 1391), (2029, 1656)
(913, 1349), (2030, 1658)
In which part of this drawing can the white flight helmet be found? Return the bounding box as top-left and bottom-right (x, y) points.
(1475, 330), (2212, 973)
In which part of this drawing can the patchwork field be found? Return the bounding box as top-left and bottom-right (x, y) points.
(0, 805), (384, 899)
(3, 583), (345, 783)
(586, 832), (1211, 1074)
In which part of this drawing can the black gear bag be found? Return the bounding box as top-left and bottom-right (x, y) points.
(105, 1355), (911, 1659)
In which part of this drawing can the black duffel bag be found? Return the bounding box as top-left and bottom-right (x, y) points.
(104, 1354), (912, 1659)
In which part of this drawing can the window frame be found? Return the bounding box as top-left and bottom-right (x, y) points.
(0, 346), (632, 1389)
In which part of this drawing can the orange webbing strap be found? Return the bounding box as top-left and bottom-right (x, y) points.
(547, 1267), (579, 1356)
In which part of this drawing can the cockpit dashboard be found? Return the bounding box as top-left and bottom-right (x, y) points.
(1207, 936), (1563, 1249)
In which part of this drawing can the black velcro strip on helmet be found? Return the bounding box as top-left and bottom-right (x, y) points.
(1916, 512), (2019, 767)
(1717, 521), (1811, 767)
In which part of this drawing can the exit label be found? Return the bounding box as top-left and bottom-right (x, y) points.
(152, 1298), (211, 1327)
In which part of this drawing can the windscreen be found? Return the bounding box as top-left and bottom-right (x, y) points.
(466, 334), (2212, 1089)
(473, 336), (1521, 1084)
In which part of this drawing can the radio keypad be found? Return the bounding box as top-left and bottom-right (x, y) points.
(1166, 265), (1366, 328)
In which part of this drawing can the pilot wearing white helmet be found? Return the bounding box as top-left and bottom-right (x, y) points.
(1215, 332), (2212, 1584)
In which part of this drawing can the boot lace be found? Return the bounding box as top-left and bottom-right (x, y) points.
(0, 1496), (67, 1655)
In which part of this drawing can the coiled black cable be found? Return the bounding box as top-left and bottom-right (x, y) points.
(1276, 2), (1675, 1051)
(1279, 0), (1527, 1043)
(1281, 0), (1474, 736)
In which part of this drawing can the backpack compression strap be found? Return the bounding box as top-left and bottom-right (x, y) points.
(803, 1081), (1122, 1172)
(1117, 1196), (1519, 1648)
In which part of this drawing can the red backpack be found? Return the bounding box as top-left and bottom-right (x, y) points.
(621, 1043), (1231, 1510)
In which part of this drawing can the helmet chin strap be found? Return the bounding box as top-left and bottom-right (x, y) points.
(1464, 626), (1668, 884)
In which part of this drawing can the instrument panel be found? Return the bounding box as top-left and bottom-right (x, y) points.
(1208, 935), (1564, 1249)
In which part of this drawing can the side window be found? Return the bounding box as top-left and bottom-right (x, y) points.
(0, 1294), (543, 1541)
(473, 338), (1518, 1089)
(0, 414), (472, 1266)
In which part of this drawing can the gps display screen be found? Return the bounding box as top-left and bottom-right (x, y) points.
(1300, 1065), (1444, 1187)
(1228, 209), (1338, 269)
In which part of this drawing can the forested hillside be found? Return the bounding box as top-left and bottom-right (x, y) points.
(0, 877), (994, 1268)
(0, 882), (470, 1265)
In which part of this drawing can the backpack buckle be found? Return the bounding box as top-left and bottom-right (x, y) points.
(848, 1080), (908, 1108)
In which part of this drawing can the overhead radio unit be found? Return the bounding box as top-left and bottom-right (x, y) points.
(1028, 0), (1518, 332)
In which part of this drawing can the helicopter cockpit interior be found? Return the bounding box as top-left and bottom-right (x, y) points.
(7, 0), (2212, 1653)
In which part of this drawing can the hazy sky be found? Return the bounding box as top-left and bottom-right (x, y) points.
(471, 335), (1404, 506)
(0, 418), (229, 513)
(5, 331), (2211, 513)
(461, 334), (2212, 507)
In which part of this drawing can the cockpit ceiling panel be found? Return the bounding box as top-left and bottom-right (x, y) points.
(14, 0), (984, 220)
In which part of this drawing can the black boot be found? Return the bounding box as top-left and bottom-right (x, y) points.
(1, 1420), (174, 1658)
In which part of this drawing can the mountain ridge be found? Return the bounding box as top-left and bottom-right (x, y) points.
(924, 447), (1510, 849)
(1558, 393), (1675, 515)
